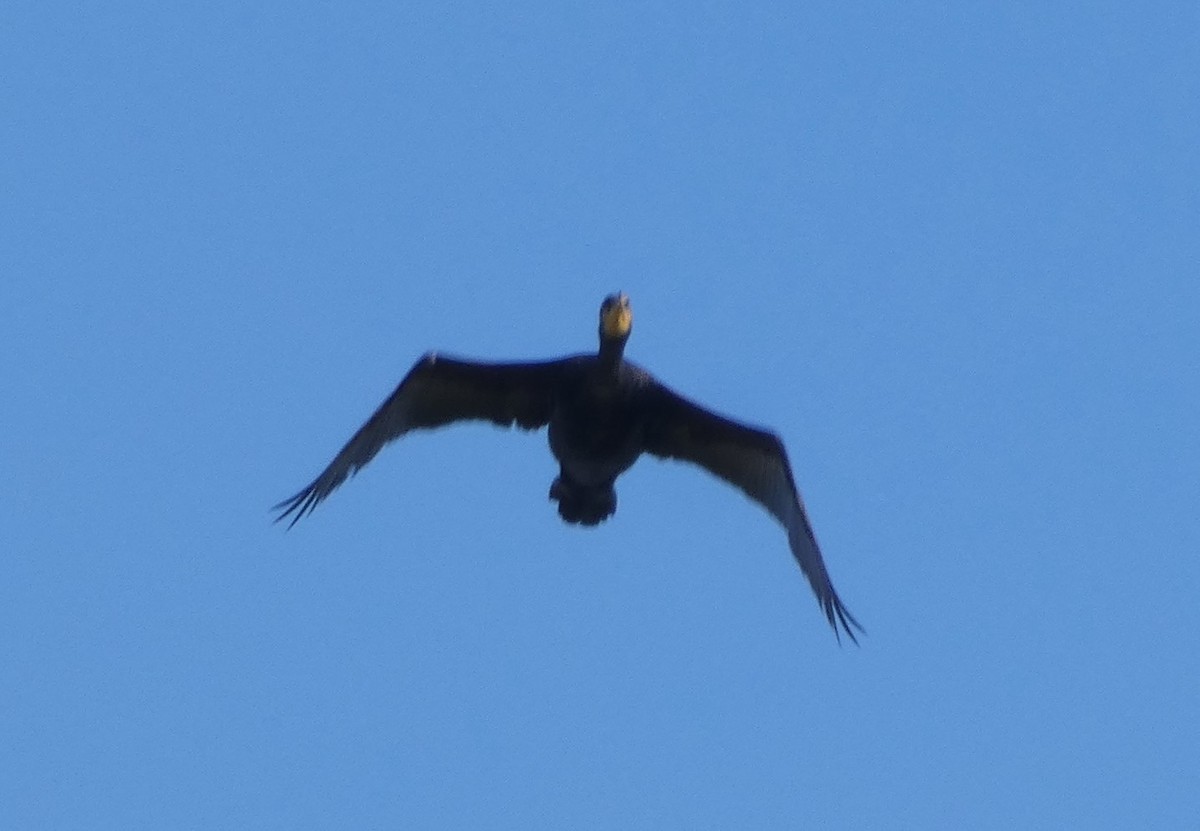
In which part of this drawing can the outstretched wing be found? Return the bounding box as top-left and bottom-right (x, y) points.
(274, 353), (568, 527)
(641, 383), (864, 643)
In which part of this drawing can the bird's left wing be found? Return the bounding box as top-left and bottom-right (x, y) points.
(641, 383), (864, 643)
(273, 354), (569, 527)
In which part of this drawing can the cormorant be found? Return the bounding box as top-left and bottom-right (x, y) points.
(274, 293), (863, 642)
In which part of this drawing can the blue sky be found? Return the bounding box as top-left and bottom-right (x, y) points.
(4, 2), (1198, 828)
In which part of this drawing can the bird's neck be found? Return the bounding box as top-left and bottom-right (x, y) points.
(597, 335), (628, 374)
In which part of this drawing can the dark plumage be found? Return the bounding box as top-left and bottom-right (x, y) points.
(274, 293), (863, 642)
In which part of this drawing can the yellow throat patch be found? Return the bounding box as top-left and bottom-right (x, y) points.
(600, 296), (633, 338)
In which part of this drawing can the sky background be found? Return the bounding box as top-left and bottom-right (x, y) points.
(3, 2), (1198, 828)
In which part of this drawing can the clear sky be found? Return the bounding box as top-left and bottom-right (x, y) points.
(4, 2), (1198, 829)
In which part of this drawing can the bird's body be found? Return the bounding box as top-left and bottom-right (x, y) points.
(547, 356), (650, 524)
(275, 294), (863, 642)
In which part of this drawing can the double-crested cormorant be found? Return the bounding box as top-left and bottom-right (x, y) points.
(274, 293), (863, 642)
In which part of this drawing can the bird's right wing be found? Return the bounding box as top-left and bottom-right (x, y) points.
(273, 354), (569, 527)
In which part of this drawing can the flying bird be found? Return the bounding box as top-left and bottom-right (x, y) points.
(274, 293), (863, 642)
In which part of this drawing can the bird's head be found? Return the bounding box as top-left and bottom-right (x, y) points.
(599, 292), (633, 342)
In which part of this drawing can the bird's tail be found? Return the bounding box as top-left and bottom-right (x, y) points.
(548, 477), (617, 526)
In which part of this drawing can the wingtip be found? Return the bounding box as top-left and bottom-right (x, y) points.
(824, 596), (865, 647)
(271, 487), (317, 529)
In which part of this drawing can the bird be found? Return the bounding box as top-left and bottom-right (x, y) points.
(274, 293), (863, 642)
